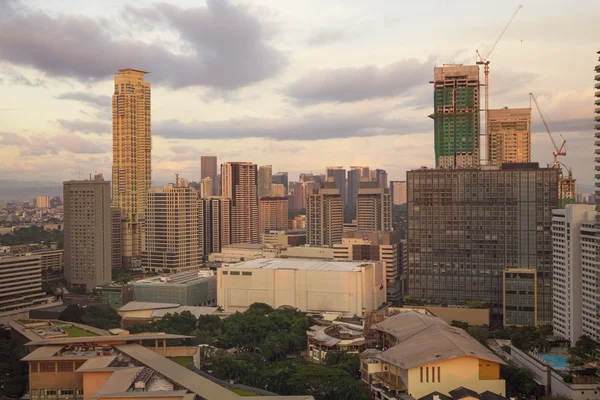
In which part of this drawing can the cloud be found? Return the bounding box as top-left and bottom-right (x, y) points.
(55, 92), (111, 109)
(155, 109), (430, 141)
(285, 56), (437, 104)
(306, 28), (351, 46)
(0, 64), (45, 86)
(58, 119), (111, 134)
(0, 132), (108, 156)
(0, 0), (285, 90)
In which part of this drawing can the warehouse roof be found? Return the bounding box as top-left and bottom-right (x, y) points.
(26, 333), (193, 346)
(370, 311), (448, 343)
(21, 345), (63, 360)
(119, 302), (181, 312)
(224, 258), (368, 272)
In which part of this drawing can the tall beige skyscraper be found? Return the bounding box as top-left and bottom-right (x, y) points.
(487, 108), (532, 165)
(271, 184), (286, 197)
(63, 175), (112, 291)
(141, 180), (201, 273)
(307, 183), (344, 246)
(200, 197), (232, 255)
(221, 162), (259, 244)
(200, 177), (213, 198)
(259, 197), (289, 234)
(258, 165), (273, 198)
(390, 181), (407, 206)
(357, 183), (392, 233)
(112, 68), (152, 264)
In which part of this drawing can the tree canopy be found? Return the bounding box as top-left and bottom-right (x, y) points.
(0, 338), (28, 398)
(60, 304), (121, 329)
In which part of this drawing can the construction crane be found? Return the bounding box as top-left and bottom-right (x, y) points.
(476, 5), (523, 159)
(529, 92), (566, 168)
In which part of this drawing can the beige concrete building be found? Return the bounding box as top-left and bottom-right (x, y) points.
(307, 184), (343, 246)
(261, 230), (306, 247)
(259, 197), (288, 234)
(200, 177), (213, 198)
(142, 181), (201, 273)
(35, 195), (50, 209)
(258, 165), (272, 198)
(63, 176), (112, 290)
(200, 196), (231, 256)
(221, 162), (259, 244)
(271, 183), (285, 197)
(487, 107), (531, 165)
(15, 249), (64, 283)
(112, 68), (151, 263)
(390, 181), (407, 206)
(357, 184), (392, 233)
(218, 258), (385, 316)
(200, 156), (217, 195)
(0, 254), (54, 314)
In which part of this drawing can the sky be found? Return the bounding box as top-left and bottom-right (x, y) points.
(0, 0), (598, 188)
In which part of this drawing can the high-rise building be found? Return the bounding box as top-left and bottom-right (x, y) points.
(580, 218), (600, 342)
(141, 181), (201, 273)
(374, 169), (388, 189)
(347, 166), (369, 208)
(35, 195), (50, 209)
(291, 181), (304, 211)
(200, 177), (213, 198)
(431, 64), (480, 169)
(112, 68), (151, 263)
(111, 207), (122, 270)
(258, 165), (273, 198)
(221, 162), (259, 244)
(357, 183), (392, 233)
(259, 197), (289, 234)
(307, 183), (344, 246)
(272, 183), (285, 197)
(390, 181), (407, 206)
(272, 172), (289, 193)
(200, 196), (231, 256)
(407, 163), (559, 325)
(326, 166), (347, 204)
(200, 156), (217, 195)
(0, 254), (53, 314)
(64, 175), (112, 291)
(487, 108), (532, 165)
(551, 204), (595, 345)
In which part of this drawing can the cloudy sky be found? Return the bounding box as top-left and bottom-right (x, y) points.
(0, 0), (598, 188)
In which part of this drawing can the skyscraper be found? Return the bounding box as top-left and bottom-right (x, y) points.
(200, 177), (213, 198)
(390, 181), (407, 206)
(201, 156), (218, 195)
(431, 65), (480, 169)
(141, 180), (201, 273)
(259, 197), (289, 234)
(357, 183), (392, 233)
(487, 108), (532, 165)
(258, 165), (273, 197)
(374, 169), (388, 189)
(272, 184), (286, 197)
(112, 68), (151, 264)
(200, 197), (231, 255)
(307, 183), (344, 246)
(407, 164), (559, 325)
(326, 166), (347, 204)
(63, 175), (112, 291)
(221, 162), (259, 244)
(272, 172), (289, 193)
(347, 166), (369, 208)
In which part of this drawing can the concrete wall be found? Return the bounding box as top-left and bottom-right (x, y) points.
(152, 346), (197, 357)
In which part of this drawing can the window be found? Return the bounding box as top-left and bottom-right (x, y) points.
(58, 362), (73, 372)
(230, 271), (240, 275)
(31, 363), (38, 372)
(420, 367), (423, 382)
(40, 363), (55, 373)
(438, 366), (441, 382)
(242, 272), (252, 276)
(426, 367), (429, 382)
(222, 271), (228, 275)
(60, 390), (74, 396)
(45, 390), (57, 396)
(432, 366), (435, 382)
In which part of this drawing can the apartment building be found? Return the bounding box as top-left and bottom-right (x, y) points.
(307, 184), (344, 246)
(200, 196), (232, 256)
(258, 197), (288, 233)
(357, 183), (392, 232)
(221, 162), (259, 244)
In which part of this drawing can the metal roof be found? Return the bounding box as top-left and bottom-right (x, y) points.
(370, 311), (448, 342)
(91, 367), (143, 399)
(225, 258), (368, 272)
(76, 356), (116, 371)
(21, 345), (63, 361)
(119, 302), (181, 312)
(98, 391), (188, 399)
(26, 333), (193, 346)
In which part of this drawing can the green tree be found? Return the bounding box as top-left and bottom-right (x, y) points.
(451, 320), (469, 330)
(466, 326), (489, 345)
(502, 362), (544, 398)
(0, 338), (28, 398)
(59, 304), (85, 323)
(287, 363), (368, 400)
(324, 351), (361, 379)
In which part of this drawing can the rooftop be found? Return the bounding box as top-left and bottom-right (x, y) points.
(223, 258), (369, 272)
(119, 302), (181, 312)
(25, 333), (193, 347)
(132, 270), (214, 285)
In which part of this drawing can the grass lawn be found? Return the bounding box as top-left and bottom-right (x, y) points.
(63, 327), (98, 337)
(228, 388), (264, 397)
(167, 356), (193, 367)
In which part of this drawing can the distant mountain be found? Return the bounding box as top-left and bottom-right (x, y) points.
(0, 180), (62, 202)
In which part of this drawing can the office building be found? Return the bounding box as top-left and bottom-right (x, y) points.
(258, 165), (273, 197)
(201, 156), (218, 195)
(333, 230), (405, 303)
(271, 183), (285, 197)
(261, 230), (307, 246)
(348, 166), (370, 208)
(291, 181), (304, 211)
(431, 64), (480, 169)
(326, 166), (347, 204)
(111, 207), (122, 270)
(390, 181), (407, 206)
(200, 176), (213, 198)
(96, 283), (134, 309)
(307, 184), (344, 246)
(272, 172), (289, 193)
(200, 196), (232, 256)
(35, 195), (50, 209)
(221, 162), (259, 244)
(487, 108), (532, 165)
(218, 258), (385, 316)
(407, 163), (559, 325)
(357, 183), (392, 233)
(259, 197), (288, 234)
(64, 176), (112, 291)
(551, 204), (595, 345)
(112, 68), (152, 262)
(374, 169), (388, 188)
(131, 270), (216, 306)
(0, 254), (54, 315)
(141, 181), (201, 273)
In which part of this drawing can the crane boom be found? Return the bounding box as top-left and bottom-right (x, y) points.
(529, 92), (567, 167)
(477, 5), (523, 63)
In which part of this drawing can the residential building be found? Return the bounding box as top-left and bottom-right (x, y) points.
(200, 156), (218, 195)
(35, 195), (50, 209)
(64, 176), (112, 291)
(357, 183), (392, 233)
(200, 196), (232, 256)
(111, 207), (122, 270)
(271, 183), (285, 197)
(307, 183), (344, 246)
(361, 311), (505, 399)
(348, 166), (370, 208)
(217, 258), (385, 316)
(272, 172), (288, 193)
(333, 230), (405, 303)
(141, 181), (201, 273)
(0, 254), (54, 315)
(290, 214), (306, 230)
(200, 177), (213, 198)
(221, 162), (259, 244)
(259, 197), (288, 234)
(374, 169), (388, 188)
(431, 64), (480, 169)
(580, 219), (599, 341)
(258, 165), (273, 197)
(326, 166), (347, 204)
(131, 270), (217, 307)
(261, 230), (307, 246)
(487, 108), (532, 165)
(407, 163), (559, 325)
(112, 68), (152, 263)
(390, 181), (407, 206)
(291, 181), (305, 211)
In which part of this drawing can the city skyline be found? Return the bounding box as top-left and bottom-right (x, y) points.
(0, 0), (597, 187)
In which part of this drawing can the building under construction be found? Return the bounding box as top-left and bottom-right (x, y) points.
(487, 107), (532, 165)
(431, 64), (480, 169)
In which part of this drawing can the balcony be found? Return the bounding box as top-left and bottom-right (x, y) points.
(372, 371), (408, 392)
